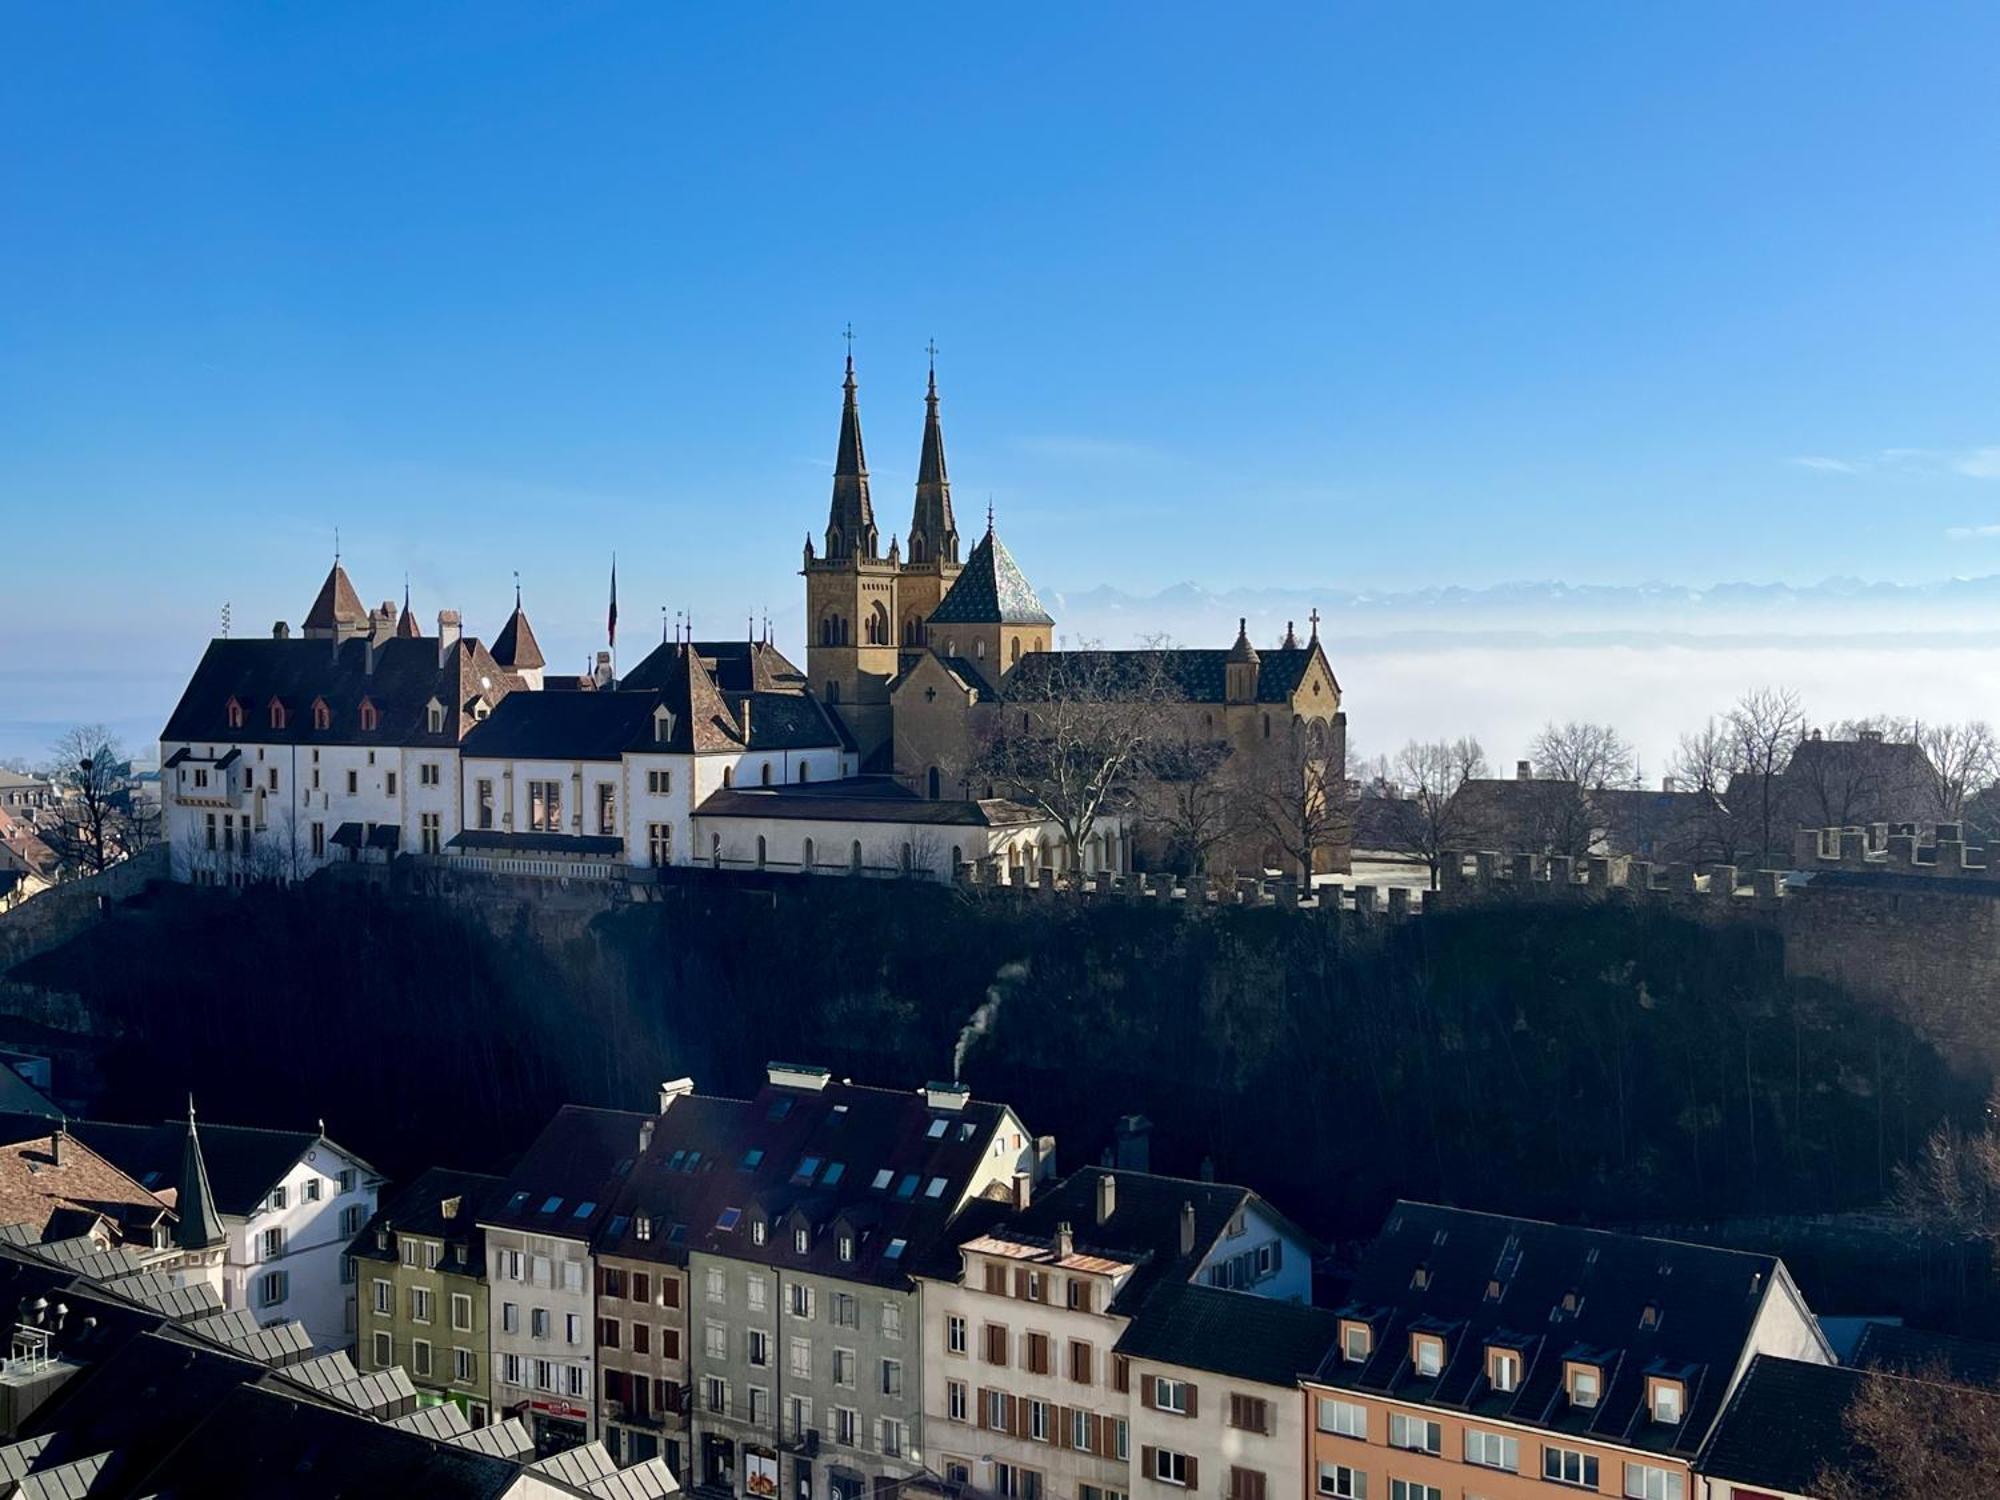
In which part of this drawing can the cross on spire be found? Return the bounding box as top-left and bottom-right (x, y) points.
(513, 570), (521, 609)
(1308, 607), (1321, 640)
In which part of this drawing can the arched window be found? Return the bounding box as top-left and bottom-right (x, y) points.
(903, 616), (924, 646)
(927, 767), (941, 800)
(756, 835), (767, 870)
(975, 639), (986, 660)
(312, 699), (331, 732)
(951, 844), (963, 871)
(867, 601), (890, 646)
(711, 834), (722, 868)
(722, 766), (733, 788)
(225, 698), (244, 730)
(761, 763), (773, 787)
(798, 762), (811, 783)
(359, 699), (379, 733)
(851, 840), (863, 872)
(1010, 637), (1022, 665)
(802, 837), (816, 870)
(944, 638), (957, 657)
(900, 842), (914, 874)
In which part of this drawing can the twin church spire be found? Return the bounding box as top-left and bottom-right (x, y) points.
(821, 347), (958, 569)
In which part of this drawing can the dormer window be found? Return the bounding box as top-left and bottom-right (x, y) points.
(635, 1215), (652, 1241)
(1410, 1332), (1444, 1378)
(226, 697), (245, 730)
(1487, 1346), (1520, 1393)
(751, 1219), (767, 1246)
(1639, 1301), (1661, 1331)
(359, 698), (379, 732)
(1410, 1264), (1430, 1291)
(426, 699), (446, 734)
(1648, 1377), (1684, 1425)
(838, 1232), (855, 1263)
(654, 707), (674, 744)
(793, 1225), (811, 1254)
(268, 699), (287, 730)
(1567, 1361), (1601, 1409)
(1559, 1289), (1582, 1315)
(312, 698), (331, 732)
(1339, 1320), (1371, 1364)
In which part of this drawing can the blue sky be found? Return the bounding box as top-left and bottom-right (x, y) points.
(4, 4), (2000, 760)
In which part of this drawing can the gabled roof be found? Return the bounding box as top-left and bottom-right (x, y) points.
(160, 636), (518, 748)
(1118, 1280), (1339, 1388)
(1853, 1321), (2000, 1388)
(622, 639), (808, 697)
(480, 1104), (651, 1241)
(490, 603), (545, 672)
(928, 527), (1053, 627)
(303, 561), (368, 634)
(349, 1167), (508, 1278)
(461, 690), (675, 763)
(1315, 1200), (1815, 1461)
(0, 1125), (172, 1246)
(998, 644), (1326, 706)
(593, 1095), (757, 1268)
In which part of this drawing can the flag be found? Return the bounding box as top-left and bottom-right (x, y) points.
(607, 556), (618, 649)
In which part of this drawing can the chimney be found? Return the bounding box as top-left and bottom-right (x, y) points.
(1179, 1200), (1196, 1256)
(272, 621), (290, 640)
(49, 1126), (65, 1168)
(639, 1120), (656, 1153)
(766, 1062), (831, 1093)
(1516, 760), (1532, 781)
(1095, 1173), (1117, 1226)
(658, 1077), (695, 1113)
(924, 1081), (971, 1112)
(437, 610), (463, 668)
(1661, 775), (1678, 793)
(1054, 1221), (1074, 1260)
(594, 651), (614, 690)
(1012, 1172), (1032, 1212)
(363, 637), (377, 676)
(739, 697), (752, 742)
(1114, 1115), (1152, 1173)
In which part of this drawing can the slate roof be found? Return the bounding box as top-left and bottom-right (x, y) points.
(460, 674), (844, 765)
(695, 779), (1044, 827)
(449, 831), (624, 856)
(594, 1095), (757, 1268)
(822, 357), (879, 560)
(490, 603), (546, 672)
(303, 562), (368, 635)
(1117, 1279), (1339, 1387)
(160, 635), (519, 748)
(680, 1075), (1020, 1292)
(928, 528), (1054, 627)
(1852, 1321), (2000, 1388)
(1315, 1201), (1816, 1462)
(24, 1113), (361, 1219)
(1696, 1355), (1872, 1494)
(999, 645), (1326, 705)
(622, 639), (807, 696)
(481, 1105), (651, 1242)
(460, 690), (670, 763)
(349, 1167), (508, 1279)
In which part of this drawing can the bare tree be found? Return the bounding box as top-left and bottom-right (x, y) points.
(1234, 716), (1351, 883)
(1815, 1365), (2000, 1498)
(1913, 720), (1999, 823)
(1530, 720), (1636, 790)
(1138, 732), (1236, 876)
(966, 647), (1176, 875)
(37, 725), (136, 879)
(1386, 737), (1488, 889)
(1726, 687), (1807, 865)
(1670, 716), (1745, 863)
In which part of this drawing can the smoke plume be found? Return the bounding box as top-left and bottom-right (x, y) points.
(953, 960), (1030, 1081)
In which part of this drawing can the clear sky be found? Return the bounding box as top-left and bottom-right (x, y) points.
(4, 4), (2000, 759)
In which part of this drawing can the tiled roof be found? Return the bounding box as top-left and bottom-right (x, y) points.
(622, 640), (807, 696)
(160, 636), (518, 747)
(1118, 1280), (1339, 1388)
(594, 1095), (757, 1268)
(0, 1126), (171, 1245)
(999, 645), (1321, 705)
(681, 1076), (1018, 1291)
(490, 604), (545, 672)
(695, 779), (1043, 827)
(1696, 1355), (1870, 1494)
(481, 1104), (651, 1240)
(1853, 1321), (2000, 1388)
(1316, 1200), (1812, 1461)
(928, 529), (1053, 627)
(303, 562), (368, 633)
(32, 1114), (347, 1219)
(460, 690), (671, 763)
(349, 1167), (508, 1278)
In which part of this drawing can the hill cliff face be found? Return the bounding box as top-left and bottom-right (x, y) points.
(7, 875), (1968, 1249)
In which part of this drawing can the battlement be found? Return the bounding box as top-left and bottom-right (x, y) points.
(1435, 848), (1783, 908)
(1788, 821), (1998, 880)
(952, 860), (1427, 919)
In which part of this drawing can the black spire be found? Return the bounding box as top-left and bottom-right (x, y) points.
(908, 344), (959, 568)
(824, 345), (878, 562)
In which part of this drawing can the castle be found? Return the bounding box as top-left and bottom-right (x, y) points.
(158, 353), (1348, 884)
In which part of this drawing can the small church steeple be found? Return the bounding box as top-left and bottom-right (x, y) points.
(824, 337), (878, 563)
(177, 1097), (225, 1252)
(907, 344), (959, 568)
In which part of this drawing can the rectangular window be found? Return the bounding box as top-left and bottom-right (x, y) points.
(455, 1346), (475, 1383)
(790, 1337), (812, 1378)
(1388, 1485), (1439, 1500)
(648, 769), (671, 794)
(748, 1387), (770, 1426)
(528, 779), (562, 832)
(879, 1418), (908, 1458)
(947, 1315), (968, 1355)
(372, 1279), (392, 1315)
(834, 1407), (859, 1447)
(1153, 1376), (1191, 1414)
(985, 1323), (1009, 1366)
(705, 1377), (730, 1416)
(303, 1178), (322, 1203)
(706, 1267), (727, 1303)
(1024, 1331), (1050, 1375)
(749, 1329), (770, 1367)
(410, 1287), (432, 1324)
(385, 771), (398, 796)
(311, 822), (327, 858)
(1228, 1394), (1270, 1435)
(748, 1275), (770, 1313)
(948, 1379), (967, 1422)
(420, 811), (442, 855)
(372, 1330), (391, 1367)
(833, 1347), (856, 1386)
(1316, 1466), (1365, 1500)
(832, 1292), (858, 1328)
(787, 1282), (814, 1319)
(477, 780), (494, 829)
(1465, 1429), (1519, 1471)
(1341, 1323), (1370, 1363)
(259, 1270), (288, 1307)
(880, 1301), (903, 1340)
(1228, 1470), (1266, 1500)
(1387, 1414), (1440, 1455)
(597, 783), (616, 836)
(1316, 1397), (1366, 1439)
(502, 1302), (519, 1334)
(412, 1338), (432, 1377)
(648, 822), (672, 865)
(880, 1358), (904, 1398)
(1152, 1450), (1191, 1488)
(1544, 1447), (1600, 1488)
(346, 770), (358, 795)
(1623, 1466), (1684, 1500)
(1068, 1339), (1093, 1384)
(531, 1308), (550, 1339)
(450, 1293), (472, 1332)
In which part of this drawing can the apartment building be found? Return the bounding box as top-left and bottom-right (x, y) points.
(684, 1065), (1037, 1500)
(595, 1082), (756, 1474)
(351, 1166), (507, 1427)
(916, 1166), (1319, 1500)
(1304, 1202), (1833, 1500)
(481, 1103), (651, 1455)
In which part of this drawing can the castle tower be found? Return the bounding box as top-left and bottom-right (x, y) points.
(1224, 617), (1260, 704)
(923, 514), (1054, 690)
(803, 353), (901, 765)
(302, 559), (369, 642)
(896, 355), (963, 647)
(491, 583), (547, 691)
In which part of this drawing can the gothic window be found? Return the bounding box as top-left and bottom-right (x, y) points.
(268, 699), (287, 730)
(756, 836), (767, 870)
(903, 616), (924, 647)
(927, 767), (941, 800)
(803, 837), (816, 870)
(312, 699), (331, 732)
(1010, 637), (1022, 665)
(867, 602), (890, 646)
(975, 639), (986, 660)
(359, 699), (379, 733)
(225, 697), (244, 730)
(944, 638), (957, 657)
(761, 763), (773, 787)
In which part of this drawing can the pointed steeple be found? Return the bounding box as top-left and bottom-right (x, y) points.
(929, 525), (1055, 627)
(824, 350), (878, 562)
(1280, 620), (1300, 650)
(907, 349), (959, 568)
(177, 1097), (224, 1252)
(396, 577), (422, 638)
(492, 583), (545, 673)
(303, 559), (368, 641)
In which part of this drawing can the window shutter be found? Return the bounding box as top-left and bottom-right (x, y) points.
(977, 1389), (992, 1431)
(1004, 1394), (1019, 1437)
(1140, 1376), (1157, 1411)
(1086, 1412), (1102, 1456)
(1014, 1268), (1029, 1299)
(986, 1263), (1006, 1295)
(1113, 1355), (1130, 1394)
(1141, 1447), (1157, 1483)
(1055, 1405), (1071, 1450)
(1185, 1457), (1200, 1492)
(1185, 1383), (1199, 1419)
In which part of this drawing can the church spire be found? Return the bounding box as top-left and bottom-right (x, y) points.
(907, 343), (959, 568)
(177, 1096), (225, 1252)
(824, 334), (878, 562)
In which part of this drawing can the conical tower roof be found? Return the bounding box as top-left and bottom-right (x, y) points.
(823, 355), (878, 561)
(303, 561), (368, 636)
(907, 361), (959, 567)
(1226, 617), (1261, 664)
(396, 580), (422, 638)
(928, 523), (1053, 627)
(177, 1099), (225, 1252)
(492, 592), (545, 671)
